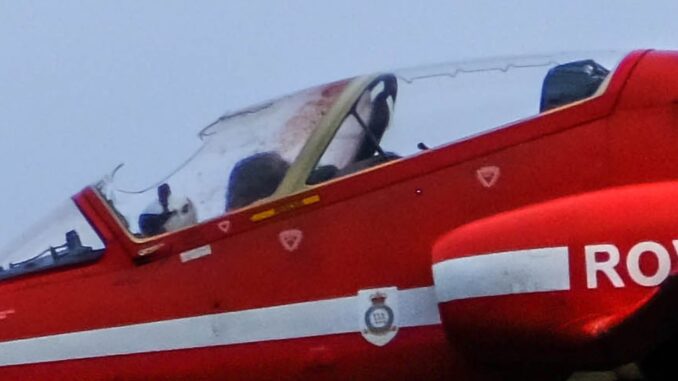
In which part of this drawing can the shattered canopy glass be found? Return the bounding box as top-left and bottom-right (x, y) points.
(379, 51), (626, 157)
(98, 79), (349, 236)
(97, 51), (627, 238)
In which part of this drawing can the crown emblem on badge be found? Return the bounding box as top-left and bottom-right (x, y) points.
(370, 292), (387, 305)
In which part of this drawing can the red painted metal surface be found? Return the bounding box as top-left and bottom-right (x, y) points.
(434, 182), (678, 367)
(5, 49), (678, 379)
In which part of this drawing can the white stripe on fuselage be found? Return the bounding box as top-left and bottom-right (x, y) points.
(432, 247), (571, 302)
(0, 287), (440, 367)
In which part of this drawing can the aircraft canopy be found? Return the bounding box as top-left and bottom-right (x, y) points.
(95, 51), (629, 238)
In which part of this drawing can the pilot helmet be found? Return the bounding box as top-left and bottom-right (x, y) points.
(138, 183), (197, 236)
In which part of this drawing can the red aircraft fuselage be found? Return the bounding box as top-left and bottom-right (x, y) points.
(1, 50), (678, 380)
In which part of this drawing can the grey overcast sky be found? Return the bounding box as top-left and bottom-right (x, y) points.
(0, 1), (677, 245)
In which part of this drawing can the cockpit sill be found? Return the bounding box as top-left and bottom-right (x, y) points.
(79, 50), (649, 263)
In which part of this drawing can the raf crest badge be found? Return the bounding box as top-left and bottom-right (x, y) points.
(358, 287), (399, 346)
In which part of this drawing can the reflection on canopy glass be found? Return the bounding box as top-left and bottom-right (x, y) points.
(98, 80), (349, 236)
(0, 200), (105, 281)
(96, 51), (627, 238)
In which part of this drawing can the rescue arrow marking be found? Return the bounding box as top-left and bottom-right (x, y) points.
(279, 229), (303, 252)
(217, 220), (231, 233)
(476, 166), (500, 188)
